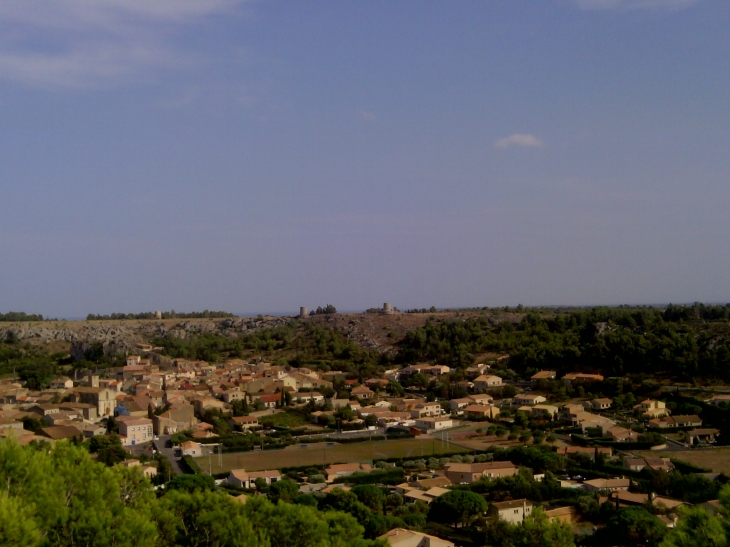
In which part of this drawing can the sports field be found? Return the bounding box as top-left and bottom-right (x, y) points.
(195, 437), (467, 474)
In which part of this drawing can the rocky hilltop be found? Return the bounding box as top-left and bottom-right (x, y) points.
(0, 316), (293, 359)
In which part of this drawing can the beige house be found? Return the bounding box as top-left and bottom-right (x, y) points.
(229, 415), (259, 430)
(50, 377), (74, 390)
(582, 478), (630, 493)
(444, 461), (517, 484)
(410, 403), (442, 418)
(473, 375), (503, 392)
(635, 400), (669, 418)
(351, 386), (374, 399)
(530, 404), (558, 420)
(514, 394), (547, 406)
(227, 469), (282, 489)
(179, 440), (202, 457)
(530, 370), (556, 382)
(489, 499), (533, 524)
(325, 463), (372, 482)
(590, 398), (613, 411)
(415, 417), (453, 431)
(379, 528), (454, 547)
(463, 404), (500, 420)
(117, 417), (154, 446)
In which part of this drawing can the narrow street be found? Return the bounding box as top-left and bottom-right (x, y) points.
(154, 435), (186, 476)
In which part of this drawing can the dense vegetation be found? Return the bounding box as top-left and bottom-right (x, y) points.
(397, 305), (730, 382)
(0, 438), (383, 547)
(0, 311), (45, 321)
(86, 310), (237, 320)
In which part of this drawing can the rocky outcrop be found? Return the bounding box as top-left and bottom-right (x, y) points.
(1, 315), (294, 360)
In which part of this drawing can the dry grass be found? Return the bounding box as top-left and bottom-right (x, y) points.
(195, 437), (468, 474)
(634, 448), (730, 474)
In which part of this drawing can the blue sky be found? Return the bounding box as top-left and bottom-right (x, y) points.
(1, 0), (728, 318)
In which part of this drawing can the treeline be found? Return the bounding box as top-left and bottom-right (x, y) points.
(310, 304), (337, 315)
(397, 305), (730, 381)
(86, 310), (237, 320)
(0, 438), (382, 547)
(152, 322), (383, 377)
(0, 311), (45, 321)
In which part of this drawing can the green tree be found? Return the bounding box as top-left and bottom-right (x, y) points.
(600, 507), (667, 547)
(167, 474), (215, 493)
(88, 433), (127, 466)
(0, 494), (43, 547)
(157, 489), (264, 547)
(428, 490), (487, 528)
(660, 507), (726, 547)
(513, 508), (574, 547)
(269, 479), (300, 504)
(351, 484), (386, 513)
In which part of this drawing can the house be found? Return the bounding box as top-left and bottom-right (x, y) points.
(591, 398), (613, 411)
(562, 373), (604, 384)
(559, 403), (586, 424)
(179, 440), (202, 457)
(686, 428), (720, 445)
(623, 458), (674, 473)
(606, 426), (639, 442)
(530, 370), (556, 382)
(650, 415), (702, 429)
(473, 375), (503, 392)
(635, 400), (669, 418)
(153, 404), (197, 435)
(379, 528), (454, 547)
(403, 487), (450, 504)
(40, 425), (83, 441)
(117, 417), (154, 446)
(325, 463), (372, 482)
(449, 398), (473, 413)
(351, 386), (374, 399)
(229, 416), (259, 430)
(706, 394), (730, 407)
(468, 393), (494, 405)
(115, 399), (148, 418)
(465, 364), (489, 379)
(410, 403), (442, 418)
(489, 499), (533, 524)
(415, 417), (453, 431)
(530, 405), (558, 420)
(513, 394), (547, 406)
(50, 377), (74, 390)
(444, 461), (518, 484)
(582, 478), (630, 493)
(463, 404), (500, 420)
(544, 506), (577, 524)
(227, 469), (281, 488)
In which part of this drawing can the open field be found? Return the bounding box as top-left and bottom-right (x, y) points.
(195, 437), (468, 474)
(634, 448), (730, 475)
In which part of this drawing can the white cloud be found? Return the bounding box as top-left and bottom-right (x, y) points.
(0, 0), (249, 88)
(494, 134), (545, 149)
(357, 110), (378, 123)
(572, 0), (701, 10)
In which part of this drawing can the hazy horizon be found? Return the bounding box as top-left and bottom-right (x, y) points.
(2, 1), (729, 318)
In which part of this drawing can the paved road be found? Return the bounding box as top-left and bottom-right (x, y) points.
(154, 435), (186, 476)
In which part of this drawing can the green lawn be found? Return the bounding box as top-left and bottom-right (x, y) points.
(195, 437), (467, 474)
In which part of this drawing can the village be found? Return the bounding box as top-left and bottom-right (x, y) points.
(1, 340), (729, 546)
